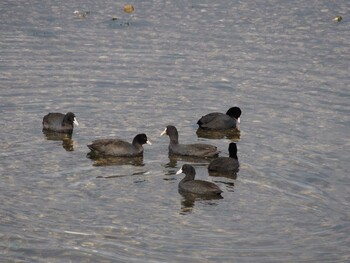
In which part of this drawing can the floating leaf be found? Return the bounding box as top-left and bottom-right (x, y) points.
(124, 4), (134, 14)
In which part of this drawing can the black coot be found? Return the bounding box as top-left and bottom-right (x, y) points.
(176, 164), (223, 196)
(197, 107), (241, 130)
(42, 112), (79, 133)
(208, 143), (239, 174)
(161, 125), (219, 158)
(87, 133), (151, 157)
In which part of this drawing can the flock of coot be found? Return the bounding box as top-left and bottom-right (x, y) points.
(43, 107), (241, 198)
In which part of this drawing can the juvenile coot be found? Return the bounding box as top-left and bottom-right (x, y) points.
(43, 131), (74, 151)
(208, 143), (239, 174)
(42, 112), (79, 133)
(176, 164), (223, 196)
(197, 106), (241, 130)
(161, 125), (219, 158)
(87, 133), (151, 157)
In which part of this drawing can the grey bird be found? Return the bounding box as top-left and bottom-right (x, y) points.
(161, 125), (219, 158)
(87, 133), (151, 157)
(42, 112), (79, 133)
(197, 106), (241, 130)
(176, 164), (223, 196)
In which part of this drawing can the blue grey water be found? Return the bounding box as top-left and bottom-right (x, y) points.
(1, 0), (349, 262)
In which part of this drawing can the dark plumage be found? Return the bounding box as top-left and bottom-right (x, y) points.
(197, 107), (241, 130)
(208, 143), (239, 174)
(161, 125), (219, 158)
(42, 112), (79, 133)
(87, 133), (151, 157)
(176, 164), (223, 196)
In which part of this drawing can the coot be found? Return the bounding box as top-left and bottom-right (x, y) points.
(42, 112), (79, 133)
(197, 107), (241, 130)
(161, 125), (219, 158)
(87, 133), (151, 157)
(208, 143), (239, 174)
(176, 164), (223, 196)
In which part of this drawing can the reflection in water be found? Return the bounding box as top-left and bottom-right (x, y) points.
(196, 128), (240, 141)
(86, 152), (144, 166)
(208, 170), (238, 180)
(96, 171), (148, 179)
(166, 154), (214, 168)
(2, 0), (348, 259)
(179, 192), (223, 215)
(42, 130), (74, 151)
(215, 180), (235, 190)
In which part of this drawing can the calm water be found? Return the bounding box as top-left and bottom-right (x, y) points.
(1, 0), (349, 262)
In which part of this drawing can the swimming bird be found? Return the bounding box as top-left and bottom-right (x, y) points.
(42, 112), (79, 133)
(161, 125), (219, 158)
(87, 133), (151, 157)
(176, 164), (223, 196)
(197, 106), (241, 130)
(208, 143), (239, 174)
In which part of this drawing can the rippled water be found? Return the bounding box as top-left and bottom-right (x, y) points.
(1, 0), (349, 262)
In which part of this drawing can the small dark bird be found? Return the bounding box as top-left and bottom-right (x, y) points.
(208, 143), (239, 174)
(176, 164), (223, 196)
(197, 106), (241, 130)
(161, 125), (219, 158)
(87, 133), (151, 157)
(42, 112), (79, 133)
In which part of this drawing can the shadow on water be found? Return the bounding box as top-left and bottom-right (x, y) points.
(96, 171), (148, 179)
(208, 170), (238, 180)
(108, 19), (130, 28)
(86, 152), (144, 167)
(196, 128), (241, 141)
(179, 192), (223, 215)
(42, 130), (74, 151)
(166, 154), (214, 168)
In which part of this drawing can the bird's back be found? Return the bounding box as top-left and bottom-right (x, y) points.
(197, 112), (235, 130)
(43, 113), (72, 132)
(179, 179), (222, 195)
(170, 143), (219, 158)
(208, 157), (239, 172)
(88, 139), (142, 157)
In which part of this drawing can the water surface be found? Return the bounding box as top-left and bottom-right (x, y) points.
(1, 0), (349, 262)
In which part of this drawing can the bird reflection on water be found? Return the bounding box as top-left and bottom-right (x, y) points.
(208, 170), (238, 180)
(42, 130), (74, 151)
(196, 128), (241, 140)
(166, 154), (214, 168)
(86, 152), (144, 167)
(179, 193), (223, 215)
